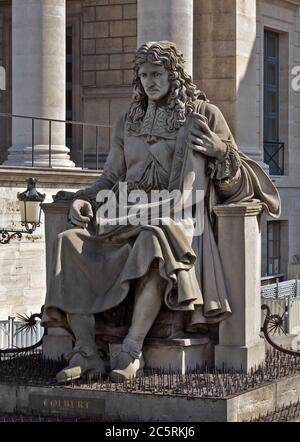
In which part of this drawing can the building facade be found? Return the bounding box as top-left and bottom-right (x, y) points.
(0, 0), (300, 319)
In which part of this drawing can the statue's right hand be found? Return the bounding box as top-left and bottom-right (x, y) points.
(69, 199), (93, 228)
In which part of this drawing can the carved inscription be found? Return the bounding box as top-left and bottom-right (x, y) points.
(29, 393), (105, 417)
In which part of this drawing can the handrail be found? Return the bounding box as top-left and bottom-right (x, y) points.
(0, 112), (111, 169)
(0, 112), (111, 128)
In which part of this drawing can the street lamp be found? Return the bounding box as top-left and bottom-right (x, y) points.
(0, 178), (46, 244)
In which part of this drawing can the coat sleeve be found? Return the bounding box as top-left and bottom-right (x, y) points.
(199, 102), (281, 218)
(73, 112), (127, 204)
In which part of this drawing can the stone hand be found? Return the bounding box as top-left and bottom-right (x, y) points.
(189, 113), (227, 162)
(69, 199), (93, 228)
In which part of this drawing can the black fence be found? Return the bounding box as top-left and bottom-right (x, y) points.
(0, 112), (111, 170)
(264, 141), (284, 176)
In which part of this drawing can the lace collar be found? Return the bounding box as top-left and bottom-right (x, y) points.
(133, 101), (178, 141)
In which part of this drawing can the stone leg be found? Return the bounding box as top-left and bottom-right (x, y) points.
(110, 267), (165, 380)
(56, 314), (106, 383)
(42, 327), (73, 360)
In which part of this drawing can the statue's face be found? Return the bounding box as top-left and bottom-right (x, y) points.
(138, 62), (170, 101)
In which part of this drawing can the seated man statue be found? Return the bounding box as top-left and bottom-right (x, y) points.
(41, 41), (280, 382)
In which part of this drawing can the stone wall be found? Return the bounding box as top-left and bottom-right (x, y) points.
(79, 0), (137, 163)
(0, 169), (99, 320)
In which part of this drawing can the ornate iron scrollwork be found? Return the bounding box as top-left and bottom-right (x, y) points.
(0, 230), (23, 244)
(261, 304), (300, 357)
(0, 307), (45, 354)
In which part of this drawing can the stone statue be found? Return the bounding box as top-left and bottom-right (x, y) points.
(41, 41), (280, 383)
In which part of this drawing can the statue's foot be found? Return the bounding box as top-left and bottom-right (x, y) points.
(110, 350), (144, 381)
(56, 346), (106, 383)
(109, 338), (144, 381)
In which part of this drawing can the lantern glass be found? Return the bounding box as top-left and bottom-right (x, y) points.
(19, 200), (41, 224)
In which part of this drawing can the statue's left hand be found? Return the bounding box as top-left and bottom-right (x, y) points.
(189, 113), (227, 162)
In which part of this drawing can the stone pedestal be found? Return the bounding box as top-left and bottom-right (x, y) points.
(214, 202), (265, 371)
(42, 328), (72, 360)
(137, 0), (193, 76)
(5, 0), (74, 167)
(110, 336), (214, 375)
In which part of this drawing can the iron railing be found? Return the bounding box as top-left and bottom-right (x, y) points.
(0, 316), (43, 350)
(263, 141), (284, 176)
(261, 279), (300, 335)
(0, 112), (111, 170)
(261, 279), (300, 299)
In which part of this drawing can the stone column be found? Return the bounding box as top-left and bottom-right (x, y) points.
(235, 0), (262, 164)
(137, 0), (193, 76)
(194, 0), (266, 167)
(214, 202), (265, 372)
(4, 0), (74, 167)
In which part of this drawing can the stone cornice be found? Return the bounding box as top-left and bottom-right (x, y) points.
(0, 166), (101, 187)
(282, 0), (300, 6)
(260, 0), (300, 7)
(213, 202), (263, 217)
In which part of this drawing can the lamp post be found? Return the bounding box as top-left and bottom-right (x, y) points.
(0, 178), (46, 244)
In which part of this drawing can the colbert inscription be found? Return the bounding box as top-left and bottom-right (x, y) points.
(42, 397), (90, 410)
(29, 393), (105, 417)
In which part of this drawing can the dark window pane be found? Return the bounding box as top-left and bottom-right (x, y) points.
(267, 119), (277, 141)
(264, 30), (280, 150)
(66, 90), (72, 109)
(66, 27), (73, 53)
(268, 34), (277, 58)
(267, 63), (276, 85)
(267, 91), (276, 113)
(66, 65), (72, 83)
(268, 241), (273, 258)
(273, 225), (280, 242)
(66, 124), (72, 137)
(267, 221), (281, 275)
(268, 224), (273, 240)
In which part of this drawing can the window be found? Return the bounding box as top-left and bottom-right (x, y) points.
(264, 30), (284, 175)
(267, 221), (281, 275)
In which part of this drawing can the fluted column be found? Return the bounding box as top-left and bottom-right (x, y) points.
(5, 0), (74, 167)
(137, 0), (193, 76)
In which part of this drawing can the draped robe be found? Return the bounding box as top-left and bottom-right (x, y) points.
(41, 99), (280, 330)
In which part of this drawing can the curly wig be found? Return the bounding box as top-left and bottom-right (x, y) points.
(127, 41), (207, 133)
